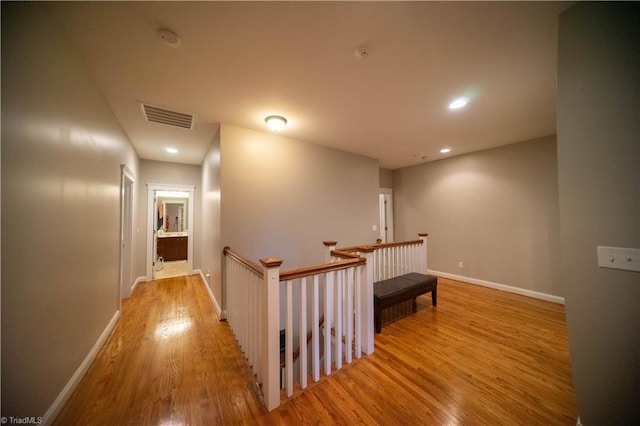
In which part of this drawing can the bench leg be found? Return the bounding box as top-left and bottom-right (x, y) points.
(375, 310), (382, 334)
(412, 298), (417, 313)
(432, 288), (437, 307)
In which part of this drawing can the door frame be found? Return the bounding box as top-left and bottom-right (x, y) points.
(379, 188), (394, 243)
(119, 165), (135, 302)
(146, 183), (195, 281)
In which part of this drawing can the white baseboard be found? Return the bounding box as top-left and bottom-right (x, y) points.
(130, 276), (146, 294)
(195, 269), (225, 320)
(43, 310), (120, 425)
(429, 270), (565, 305)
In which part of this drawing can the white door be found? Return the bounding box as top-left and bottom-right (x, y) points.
(379, 189), (394, 243)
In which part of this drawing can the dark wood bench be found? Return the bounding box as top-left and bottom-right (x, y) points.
(373, 272), (438, 333)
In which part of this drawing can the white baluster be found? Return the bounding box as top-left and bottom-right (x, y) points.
(312, 275), (320, 382)
(324, 271), (333, 375)
(285, 280), (293, 397)
(354, 264), (362, 359)
(299, 277), (308, 389)
(335, 269), (343, 369)
(256, 269), (263, 385)
(345, 267), (354, 364)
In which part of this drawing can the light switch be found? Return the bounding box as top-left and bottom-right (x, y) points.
(372, 225), (378, 232)
(597, 246), (640, 272)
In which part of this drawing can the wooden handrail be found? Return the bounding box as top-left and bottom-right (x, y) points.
(372, 239), (423, 249)
(224, 246), (367, 281)
(223, 246), (263, 277)
(337, 239), (423, 253)
(330, 249), (361, 260)
(280, 257), (365, 281)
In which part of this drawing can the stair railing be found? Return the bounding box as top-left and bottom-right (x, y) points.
(326, 233), (429, 282)
(223, 245), (375, 411)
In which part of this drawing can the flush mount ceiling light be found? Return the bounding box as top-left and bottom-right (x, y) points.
(265, 115), (287, 132)
(448, 97), (468, 110)
(440, 148), (452, 154)
(166, 147), (178, 154)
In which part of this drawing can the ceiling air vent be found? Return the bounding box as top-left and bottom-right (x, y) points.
(140, 103), (194, 129)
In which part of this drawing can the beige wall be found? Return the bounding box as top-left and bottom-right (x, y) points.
(220, 123), (379, 271)
(1, 2), (139, 418)
(135, 160), (203, 277)
(379, 168), (393, 189)
(200, 129), (222, 312)
(393, 136), (561, 297)
(558, 3), (639, 424)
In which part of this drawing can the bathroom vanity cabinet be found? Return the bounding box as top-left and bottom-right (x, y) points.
(157, 235), (188, 261)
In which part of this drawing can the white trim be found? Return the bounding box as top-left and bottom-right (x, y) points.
(378, 188), (394, 243)
(121, 164), (135, 182)
(146, 184), (195, 281)
(429, 269), (565, 305)
(576, 416), (583, 426)
(130, 276), (146, 294)
(119, 165), (135, 303)
(195, 269), (225, 320)
(43, 310), (120, 425)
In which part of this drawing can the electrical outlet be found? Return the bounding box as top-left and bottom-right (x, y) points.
(458, 261), (464, 268)
(372, 225), (378, 232)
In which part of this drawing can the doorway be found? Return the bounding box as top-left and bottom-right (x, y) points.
(119, 165), (135, 301)
(146, 184), (195, 281)
(379, 189), (394, 243)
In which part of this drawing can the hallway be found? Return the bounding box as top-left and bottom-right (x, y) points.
(54, 276), (267, 425)
(55, 274), (577, 425)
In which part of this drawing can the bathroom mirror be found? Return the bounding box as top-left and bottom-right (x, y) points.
(156, 193), (189, 233)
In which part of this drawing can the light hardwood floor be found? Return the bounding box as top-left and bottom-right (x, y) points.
(54, 275), (577, 425)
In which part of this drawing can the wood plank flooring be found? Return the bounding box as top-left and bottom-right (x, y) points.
(54, 275), (577, 425)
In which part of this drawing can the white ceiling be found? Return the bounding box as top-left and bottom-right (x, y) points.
(51, 1), (571, 169)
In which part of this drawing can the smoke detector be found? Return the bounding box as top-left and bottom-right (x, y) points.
(158, 28), (181, 48)
(355, 44), (370, 59)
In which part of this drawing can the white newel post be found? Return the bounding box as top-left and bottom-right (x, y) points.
(418, 233), (429, 274)
(259, 257), (283, 411)
(359, 246), (375, 355)
(323, 240), (337, 262)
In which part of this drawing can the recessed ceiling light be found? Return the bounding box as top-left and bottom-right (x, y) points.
(166, 147), (178, 154)
(265, 115), (287, 132)
(448, 98), (468, 110)
(440, 148), (452, 154)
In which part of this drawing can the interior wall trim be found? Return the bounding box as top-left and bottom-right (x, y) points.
(130, 276), (146, 295)
(429, 270), (565, 305)
(43, 310), (121, 424)
(195, 270), (225, 320)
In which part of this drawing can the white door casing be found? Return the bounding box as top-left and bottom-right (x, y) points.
(379, 189), (394, 243)
(146, 184), (195, 281)
(120, 165), (135, 301)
